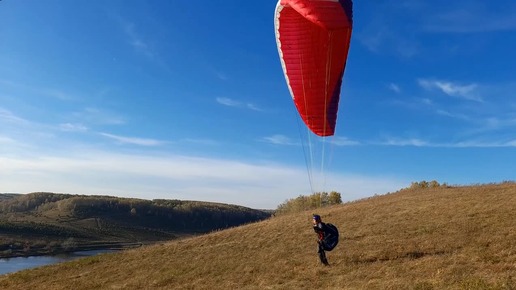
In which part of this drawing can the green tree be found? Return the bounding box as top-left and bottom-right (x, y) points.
(275, 191), (342, 215)
(429, 180), (440, 188)
(328, 191), (342, 205)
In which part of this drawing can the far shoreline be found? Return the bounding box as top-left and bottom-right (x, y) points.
(0, 241), (143, 259)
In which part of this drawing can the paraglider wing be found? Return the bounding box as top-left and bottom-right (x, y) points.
(275, 0), (353, 137)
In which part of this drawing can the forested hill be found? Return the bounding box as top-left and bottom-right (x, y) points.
(0, 192), (271, 252)
(0, 194), (19, 201)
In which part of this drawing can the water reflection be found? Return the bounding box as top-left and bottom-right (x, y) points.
(0, 250), (115, 275)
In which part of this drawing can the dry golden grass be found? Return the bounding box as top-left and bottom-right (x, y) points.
(1, 183), (515, 289)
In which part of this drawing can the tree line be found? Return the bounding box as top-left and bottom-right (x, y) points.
(275, 191), (342, 215)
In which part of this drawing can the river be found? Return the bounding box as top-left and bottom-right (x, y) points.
(0, 250), (115, 275)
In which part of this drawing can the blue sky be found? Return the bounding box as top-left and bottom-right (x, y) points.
(1, 0), (514, 209)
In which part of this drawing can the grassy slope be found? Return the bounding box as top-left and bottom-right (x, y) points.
(1, 183), (515, 289)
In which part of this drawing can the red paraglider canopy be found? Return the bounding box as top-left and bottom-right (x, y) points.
(275, 0), (353, 137)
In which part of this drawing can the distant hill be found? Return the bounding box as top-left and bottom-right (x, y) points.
(0, 192), (271, 257)
(1, 182), (515, 289)
(0, 194), (19, 201)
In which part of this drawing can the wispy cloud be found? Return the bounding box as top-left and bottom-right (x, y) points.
(380, 138), (428, 147)
(359, 27), (419, 58)
(423, 3), (516, 33)
(0, 107), (66, 148)
(41, 88), (79, 101)
(246, 103), (262, 111)
(215, 71), (228, 81)
(261, 134), (298, 146)
(0, 136), (17, 145)
(180, 138), (220, 146)
(477, 116), (516, 132)
(420, 98), (433, 105)
(435, 109), (471, 121)
(418, 79), (482, 102)
(72, 107), (126, 125)
(388, 97), (435, 111)
(100, 133), (166, 146)
(446, 140), (516, 148)
(121, 21), (154, 59)
(0, 150), (408, 208)
(116, 16), (169, 71)
(356, 1), (423, 58)
(216, 97), (262, 111)
(330, 136), (360, 146)
(0, 79), (81, 102)
(0, 108), (30, 125)
(388, 83), (401, 93)
(216, 97), (239, 107)
(59, 123), (88, 132)
(262, 135), (358, 147)
(358, 1), (516, 61)
(450, 140), (516, 148)
(375, 137), (516, 148)
(369, 1), (516, 35)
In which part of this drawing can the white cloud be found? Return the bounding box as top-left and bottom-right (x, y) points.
(246, 103), (263, 111)
(381, 138), (428, 147)
(0, 79), (82, 102)
(388, 83), (401, 93)
(424, 4), (516, 33)
(215, 71), (228, 81)
(115, 15), (169, 70)
(41, 88), (78, 101)
(358, 1), (516, 62)
(359, 27), (418, 58)
(0, 150), (408, 208)
(478, 116), (516, 132)
(121, 21), (154, 59)
(374, 136), (516, 148)
(0, 108), (30, 125)
(0, 136), (16, 145)
(262, 134), (299, 146)
(449, 140), (516, 148)
(216, 97), (262, 111)
(72, 107), (126, 125)
(216, 97), (240, 107)
(418, 79), (482, 102)
(435, 110), (471, 121)
(59, 123), (88, 132)
(266, 133), (515, 149)
(100, 133), (166, 146)
(330, 136), (360, 146)
(180, 138), (220, 146)
(420, 98), (432, 105)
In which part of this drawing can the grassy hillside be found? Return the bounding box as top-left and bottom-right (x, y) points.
(1, 183), (515, 289)
(0, 192), (271, 257)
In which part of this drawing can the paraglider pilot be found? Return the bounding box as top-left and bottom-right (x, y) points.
(312, 214), (339, 266)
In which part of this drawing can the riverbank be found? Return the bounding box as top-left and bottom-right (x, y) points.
(0, 241), (143, 259)
(0, 248), (121, 276)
